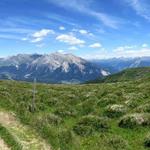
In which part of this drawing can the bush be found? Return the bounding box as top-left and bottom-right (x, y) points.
(37, 103), (48, 111)
(105, 104), (127, 118)
(73, 125), (93, 136)
(54, 107), (77, 118)
(47, 98), (59, 107)
(144, 133), (150, 148)
(124, 93), (145, 108)
(106, 135), (129, 150)
(77, 99), (96, 115)
(97, 94), (118, 107)
(46, 113), (63, 125)
(73, 115), (110, 136)
(35, 113), (63, 126)
(119, 113), (150, 128)
(58, 129), (74, 150)
(136, 103), (150, 113)
(124, 99), (143, 109)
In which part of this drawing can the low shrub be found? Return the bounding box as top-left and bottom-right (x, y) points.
(124, 93), (145, 108)
(54, 107), (77, 118)
(136, 103), (150, 113)
(77, 99), (96, 115)
(46, 113), (63, 125)
(124, 99), (144, 109)
(47, 98), (59, 107)
(35, 113), (63, 126)
(119, 113), (150, 128)
(58, 129), (74, 150)
(105, 104), (127, 118)
(144, 133), (150, 148)
(73, 115), (110, 136)
(97, 95), (118, 107)
(73, 125), (93, 136)
(106, 135), (129, 150)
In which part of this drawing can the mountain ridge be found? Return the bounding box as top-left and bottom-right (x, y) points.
(0, 53), (105, 83)
(91, 56), (150, 73)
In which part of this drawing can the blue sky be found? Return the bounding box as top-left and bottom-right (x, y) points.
(0, 0), (150, 59)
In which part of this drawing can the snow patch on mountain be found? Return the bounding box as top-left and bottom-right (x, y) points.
(101, 70), (110, 76)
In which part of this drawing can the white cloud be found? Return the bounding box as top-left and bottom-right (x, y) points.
(68, 46), (78, 50)
(57, 50), (65, 53)
(31, 29), (55, 43)
(56, 34), (85, 45)
(83, 45), (150, 59)
(31, 37), (43, 43)
(59, 26), (65, 30)
(142, 43), (148, 48)
(114, 45), (137, 52)
(113, 48), (150, 58)
(72, 28), (94, 37)
(22, 29), (55, 43)
(32, 29), (54, 38)
(79, 29), (88, 34)
(89, 43), (102, 48)
(21, 37), (28, 41)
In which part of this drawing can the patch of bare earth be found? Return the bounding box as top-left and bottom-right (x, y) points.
(0, 138), (10, 150)
(0, 111), (51, 150)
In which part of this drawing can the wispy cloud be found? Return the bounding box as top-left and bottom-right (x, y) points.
(125, 0), (150, 21)
(0, 28), (35, 34)
(45, 13), (77, 26)
(0, 34), (21, 40)
(47, 0), (120, 29)
(0, 27), (35, 41)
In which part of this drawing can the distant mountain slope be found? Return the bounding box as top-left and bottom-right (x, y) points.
(0, 53), (104, 83)
(91, 57), (150, 73)
(88, 67), (150, 83)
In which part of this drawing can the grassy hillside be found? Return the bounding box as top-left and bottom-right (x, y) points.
(0, 79), (150, 150)
(89, 67), (150, 83)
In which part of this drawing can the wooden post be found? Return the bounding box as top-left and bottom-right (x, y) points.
(32, 78), (36, 112)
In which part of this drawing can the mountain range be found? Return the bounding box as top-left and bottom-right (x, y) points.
(0, 53), (107, 83)
(1, 53), (150, 83)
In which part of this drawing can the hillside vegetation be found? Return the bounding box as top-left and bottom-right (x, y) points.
(0, 78), (150, 149)
(89, 67), (150, 83)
